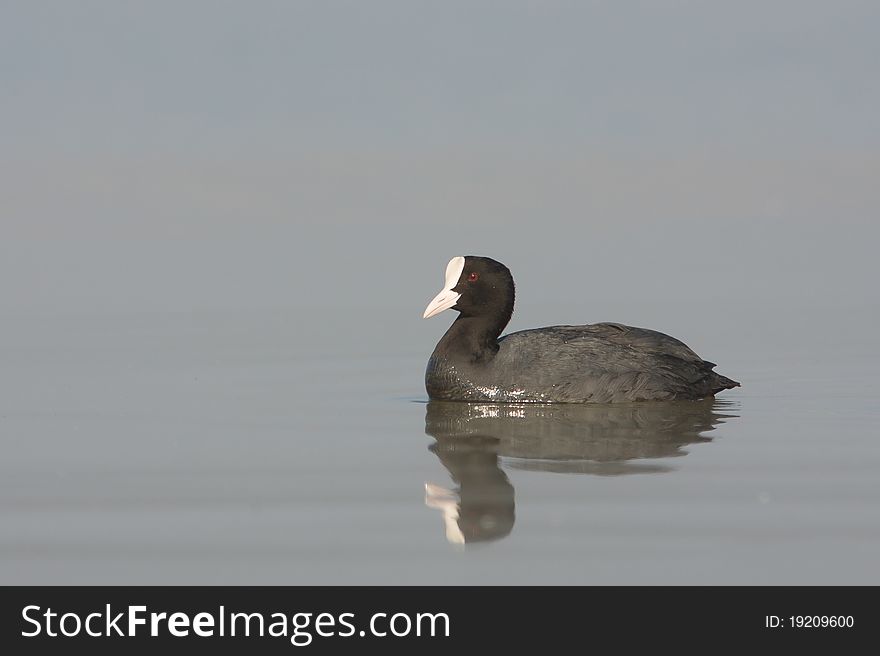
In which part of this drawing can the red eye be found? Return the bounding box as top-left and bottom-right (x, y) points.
(467, 272), (479, 282)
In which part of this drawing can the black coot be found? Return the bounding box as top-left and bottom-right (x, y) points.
(422, 255), (740, 403)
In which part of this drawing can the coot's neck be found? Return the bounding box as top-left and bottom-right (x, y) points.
(434, 312), (509, 364)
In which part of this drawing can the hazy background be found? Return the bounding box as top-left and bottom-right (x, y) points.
(2, 0), (878, 316)
(1, 1), (878, 584)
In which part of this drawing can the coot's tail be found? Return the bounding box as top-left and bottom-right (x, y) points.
(708, 370), (741, 395)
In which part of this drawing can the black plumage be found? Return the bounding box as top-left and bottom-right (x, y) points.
(424, 256), (740, 403)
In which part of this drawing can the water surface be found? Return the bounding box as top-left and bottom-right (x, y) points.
(1, 302), (877, 584)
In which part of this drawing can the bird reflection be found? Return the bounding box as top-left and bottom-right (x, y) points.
(424, 399), (737, 545)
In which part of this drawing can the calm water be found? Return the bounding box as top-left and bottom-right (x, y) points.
(1, 300), (878, 584)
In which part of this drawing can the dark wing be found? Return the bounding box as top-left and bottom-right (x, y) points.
(496, 323), (737, 402)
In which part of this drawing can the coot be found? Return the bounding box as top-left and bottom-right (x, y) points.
(422, 256), (740, 403)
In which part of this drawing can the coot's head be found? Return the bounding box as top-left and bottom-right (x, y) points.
(422, 256), (515, 323)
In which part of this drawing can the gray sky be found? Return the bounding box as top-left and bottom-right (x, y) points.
(2, 1), (878, 313)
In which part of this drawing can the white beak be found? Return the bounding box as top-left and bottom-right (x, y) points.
(422, 256), (465, 319)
